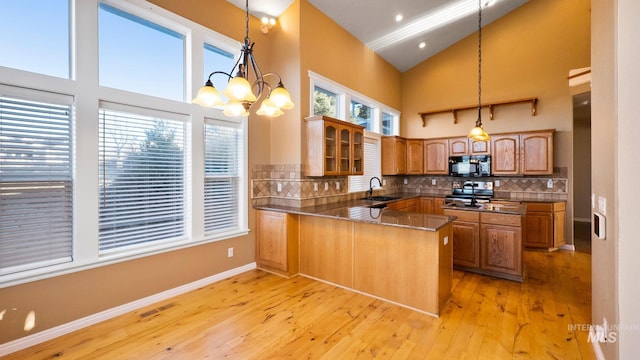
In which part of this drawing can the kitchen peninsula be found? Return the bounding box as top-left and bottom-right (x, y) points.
(255, 194), (527, 316)
(255, 198), (455, 317)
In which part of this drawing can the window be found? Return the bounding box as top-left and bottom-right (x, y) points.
(0, 0), (70, 79)
(204, 120), (243, 234)
(350, 100), (373, 130)
(99, 3), (185, 101)
(382, 112), (394, 135)
(348, 135), (381, 193)
(309, 71), (400, 136)
(313, 86), (338, 118)
(98, 104), (186, 252)
(0, 88), (73, 275)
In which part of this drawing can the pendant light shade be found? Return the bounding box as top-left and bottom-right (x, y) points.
(192, 0), (294, 117)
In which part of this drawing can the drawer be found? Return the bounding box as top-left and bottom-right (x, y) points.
(443, 209), (480, 222)
(523, 202), (553, 212)
(481, 212), (522, 227)
(553, 202), (566, 211)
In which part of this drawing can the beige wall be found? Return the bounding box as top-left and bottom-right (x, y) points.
(401, 0), (590, 244)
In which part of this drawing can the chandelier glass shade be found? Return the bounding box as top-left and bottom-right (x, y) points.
(468, 0), (490, 141)
(192, 0), (294, 117)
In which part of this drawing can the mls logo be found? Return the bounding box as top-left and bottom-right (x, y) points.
(589, 324), (618, 344)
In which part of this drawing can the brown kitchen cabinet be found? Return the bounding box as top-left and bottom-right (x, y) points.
(523, 201), (566, 249)
(443, 209), (524, 281)
(521, 131), (553, 175)
(386, 198), (417, 212)
(443, 210), (480, 269)
(418, 197), (433, 214)
(433, 197), (446, 215)
(469, 138), (490, 155)
(406, 139), (424, 174)
(448, 137), (469, 156)
(255, 210), (299, 277)
(423, 139), (449, 174)
(491, 134), (520, 175)
(381, 136), (407, 175)
(305, 115), (365, 177)
(491, 130), (554, 176)
(479, 212), (523, 278)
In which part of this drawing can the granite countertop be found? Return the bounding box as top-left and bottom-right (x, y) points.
(254, 195), (455, 232)
(254, 192), (535, 231)
(441, 202), (527, 215)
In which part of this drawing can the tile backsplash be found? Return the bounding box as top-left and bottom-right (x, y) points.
(251, 164), (568, 207)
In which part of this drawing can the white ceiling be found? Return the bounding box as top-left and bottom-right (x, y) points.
(229, 0), (529, 72)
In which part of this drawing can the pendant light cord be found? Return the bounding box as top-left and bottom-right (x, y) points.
(244, 0), (250, 42)
(477, 0), (482, 126)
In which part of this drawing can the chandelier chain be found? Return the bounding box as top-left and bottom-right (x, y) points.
(477, 0), (482, 123)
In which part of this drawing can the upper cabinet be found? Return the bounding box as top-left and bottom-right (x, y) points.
(448, 137), (469, 156)
(305, 115), (365, 177)
(492, 130), (554, 176)
(381, 136), (407, 175)
(406, 139), (424, 174)
(469, 138), (491, 155)
(423, 139), (449, 174)
(521, 131), (553, 175)
(491, 134), (520, 175)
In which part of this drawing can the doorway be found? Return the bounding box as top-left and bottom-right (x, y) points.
(572, 91), (591, 254)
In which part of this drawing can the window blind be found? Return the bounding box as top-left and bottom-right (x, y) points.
(98, 107), (185, 252)
(0, 94), (73, 275)
(348, 136), (380, 193)
(204, 121), (241, 233)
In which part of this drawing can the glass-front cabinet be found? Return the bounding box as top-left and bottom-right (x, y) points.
(305, 116), (365, 176)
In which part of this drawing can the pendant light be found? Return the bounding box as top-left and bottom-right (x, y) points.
(192, 0), (294, 117)
(468, 0), (490, 142)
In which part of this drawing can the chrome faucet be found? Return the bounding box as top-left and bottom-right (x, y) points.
(368, 176), (382, 199)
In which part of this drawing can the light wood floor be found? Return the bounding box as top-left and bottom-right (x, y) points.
(4, 250), (593, 359)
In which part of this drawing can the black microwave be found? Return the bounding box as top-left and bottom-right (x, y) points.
(448, 155), (491, 177)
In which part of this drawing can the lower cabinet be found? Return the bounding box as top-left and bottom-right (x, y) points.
(523, 201), (566, 249)
(387, 198), (418, 212)
(255, 210), (299, 277)
(480, 223), (522, 278)
(444, 209), (524, 281)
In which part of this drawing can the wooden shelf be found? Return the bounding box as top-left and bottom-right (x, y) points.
(418, 97), (538, 127)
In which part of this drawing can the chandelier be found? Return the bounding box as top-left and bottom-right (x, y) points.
(192, 0), (294, 117)
(468, 0), (490, 141)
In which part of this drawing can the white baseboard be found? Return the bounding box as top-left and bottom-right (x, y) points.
(574, 217), (592, 223)
(0, 262), (256, 357)
(560, 244), (576, 251)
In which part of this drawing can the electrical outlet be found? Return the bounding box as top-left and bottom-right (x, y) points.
(277, 183), (282, 192)
(444, 236), (449, 245)
(324, 182), (329, 191)
(382, 179), (387, 186)
(403, 178), (408, 185)
(495, 180), (501, 187)
(431, 178), (437, 186)
(336, 182), (340, 190)
(314, 183), (318, 192)
(547, 179), (553, 188)
(227, 247), (233, 258)
(598, 196), (607, 215)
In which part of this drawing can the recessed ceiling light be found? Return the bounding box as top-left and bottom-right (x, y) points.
(368, 0), (491, 51)
(418, 42), (427, 49)
(395, 14), (403, 22)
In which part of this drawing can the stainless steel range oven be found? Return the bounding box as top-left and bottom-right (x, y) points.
(445, 180), (494, 206)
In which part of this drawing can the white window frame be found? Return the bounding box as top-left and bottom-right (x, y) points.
(0, 0), (249, 288)
(308, 70), (400, 135)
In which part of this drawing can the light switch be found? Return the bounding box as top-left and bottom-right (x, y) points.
(382, 179), (387, 186)
(335, 182), (340, 190)
(324, 182), (329, 191)
(495, 180), (500, 187)
(598, 196), (607, 215)
(431, 179), (437, 186)
(547, 179), (554, 188)
(277, 183), (282, 192)
(403, 178), (408, 185)
(314, 183), (318, 192)
(444, 236), (449, 245)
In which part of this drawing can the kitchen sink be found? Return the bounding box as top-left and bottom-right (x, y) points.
(361, 196), (400, 201)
